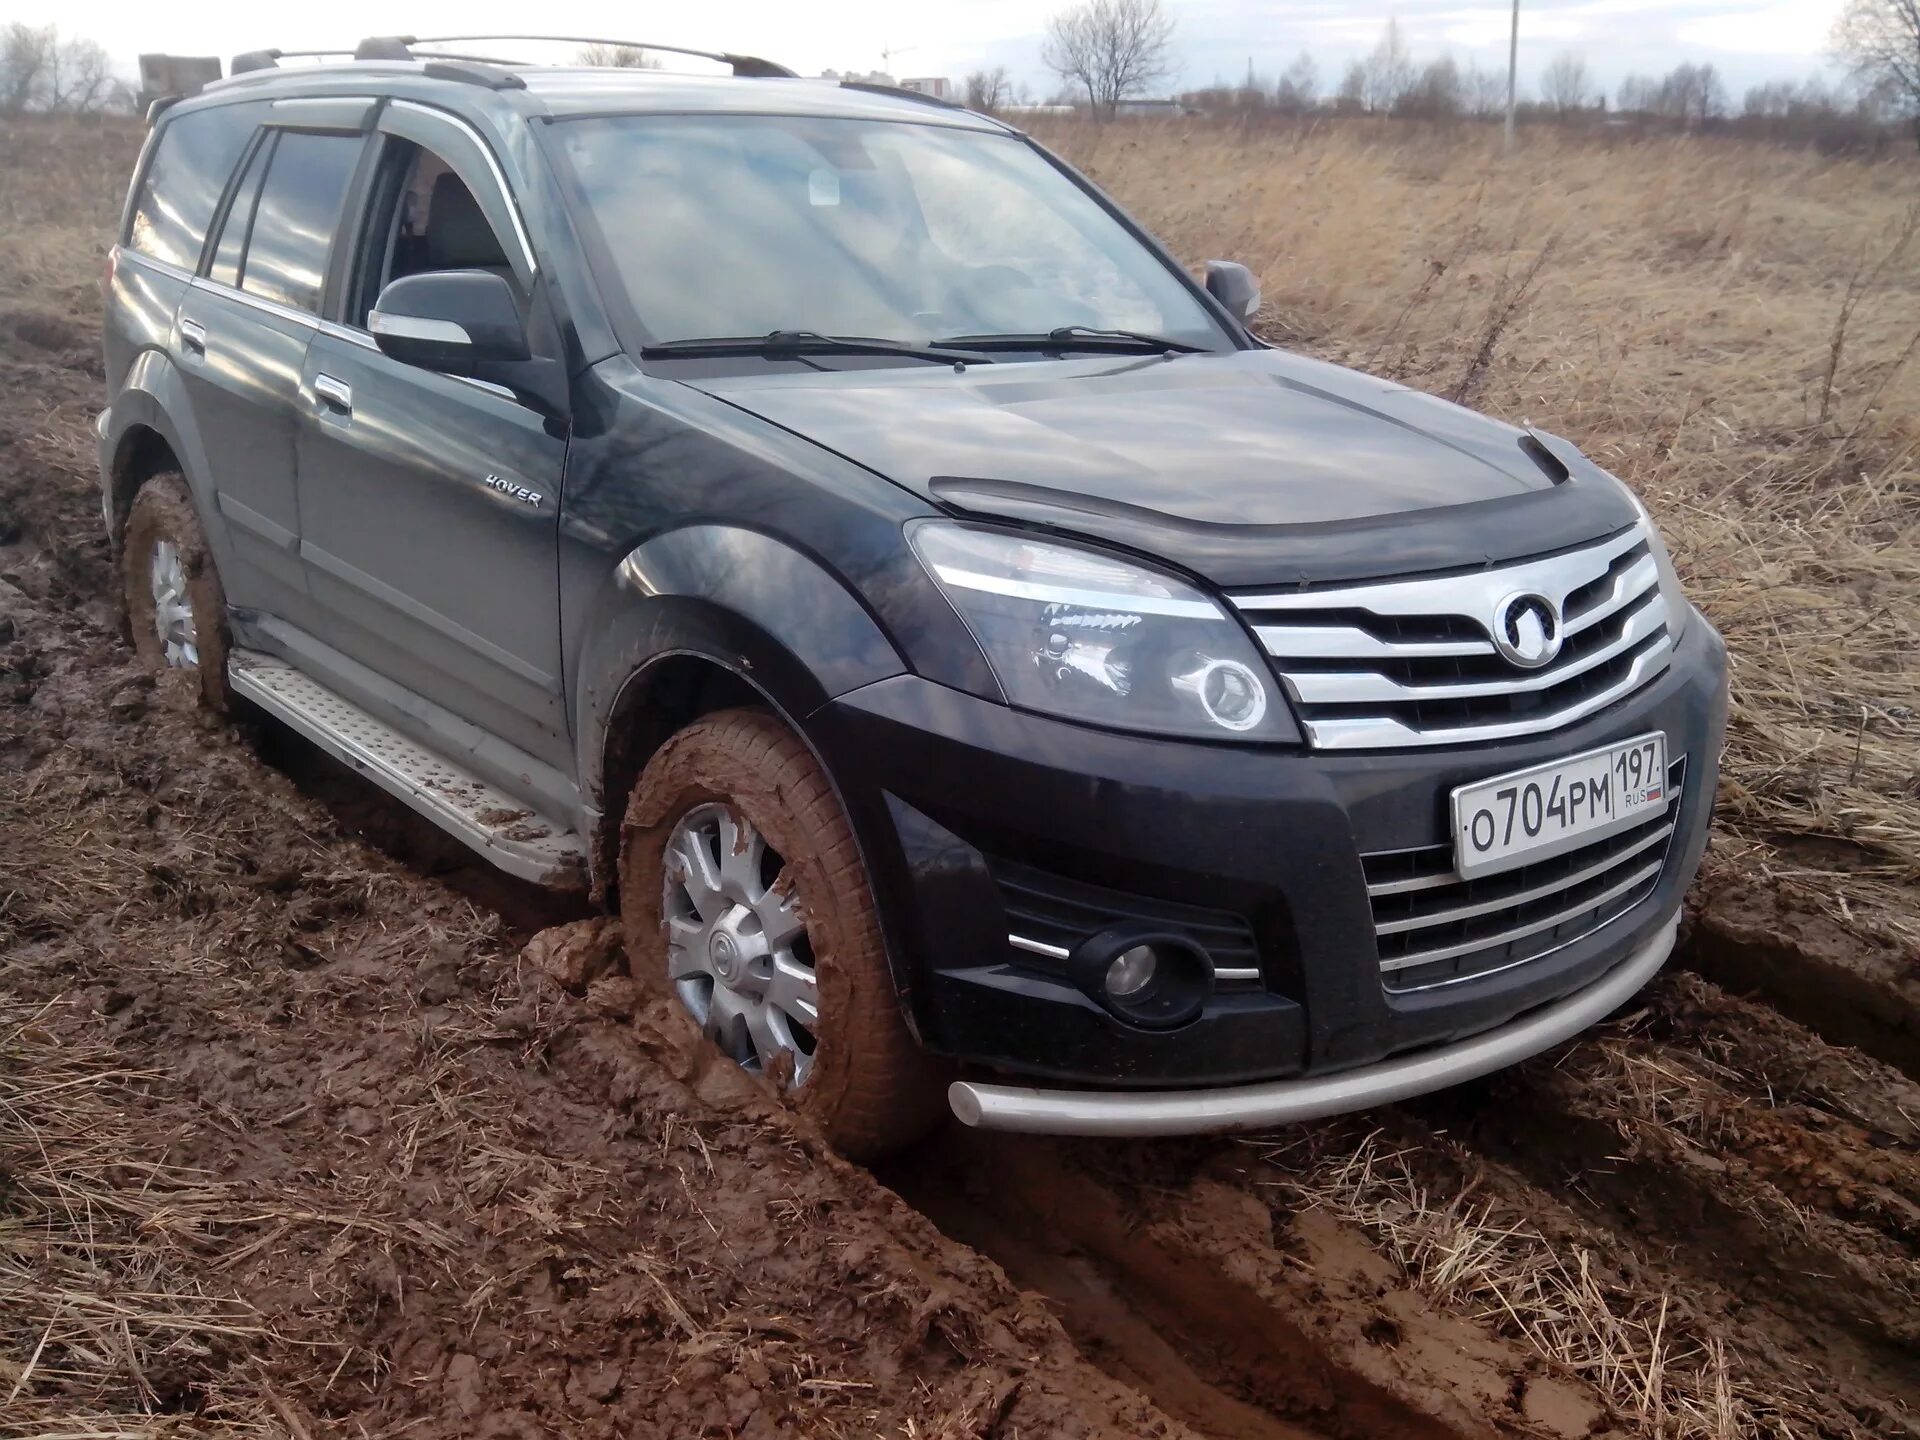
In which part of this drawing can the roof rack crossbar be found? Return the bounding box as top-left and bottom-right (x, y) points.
(404, 35), (796, 78)
(231, 47), (356, 75)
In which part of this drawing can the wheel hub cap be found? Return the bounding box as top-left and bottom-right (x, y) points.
(148, 539), (199, 669)
(662, 803), (819, 1087)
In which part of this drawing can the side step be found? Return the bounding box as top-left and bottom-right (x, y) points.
(228, 650), (588, 887)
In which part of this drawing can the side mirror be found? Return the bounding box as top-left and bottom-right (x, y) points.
(369, 270), (530, 375)
(1204, 260), (1262, 325)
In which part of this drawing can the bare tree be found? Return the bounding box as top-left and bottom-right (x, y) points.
(1275, 51), (1318, 111)
(0, 22), (55, 114)
(1357, 18), (1415, 114)
(1399, 55), (1465, 120)
(1041, 0), (1176, 119)
(964, 65), (1012, 112)
(578, 44), (659, 69)
(1834, 0), (1920, 143)
(1464, 62), (1508, 119)
(1540, 51), (1597, 115)
(1619, 63), (1727, 125)
(48, 35), (113, 113)
(1335, 60), (1367, 113)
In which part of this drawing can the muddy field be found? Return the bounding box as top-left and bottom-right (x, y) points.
(4, 116), (1918, 1439)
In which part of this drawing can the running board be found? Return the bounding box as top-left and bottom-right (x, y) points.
(228, 650), (588, 887)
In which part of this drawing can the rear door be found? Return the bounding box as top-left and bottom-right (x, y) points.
(293, 102), (570, 769)
(173, 103), (373, 624)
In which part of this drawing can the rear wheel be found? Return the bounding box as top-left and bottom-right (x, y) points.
(618, 708), (945, 1158)
(122, 473), (231, 711)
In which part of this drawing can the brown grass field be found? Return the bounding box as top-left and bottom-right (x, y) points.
(2, 113), (1918, 1440)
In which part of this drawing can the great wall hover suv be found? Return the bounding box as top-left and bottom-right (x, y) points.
(98, 36), (1728, 1155)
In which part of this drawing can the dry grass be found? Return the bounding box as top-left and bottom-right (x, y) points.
(1258, 1126), (1846, 1440)
(1040, 117), (1920, 936)
(0, 996), (272, 1438)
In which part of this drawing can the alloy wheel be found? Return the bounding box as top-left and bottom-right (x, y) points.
(148, 538), (199, 668)
(661, 802), (821, 1085)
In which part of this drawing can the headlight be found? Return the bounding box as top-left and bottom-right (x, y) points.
(910, 522), (1296, 742)
(1615, 483), (1692, 647)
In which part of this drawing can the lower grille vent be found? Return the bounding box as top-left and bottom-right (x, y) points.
(1363, 758), (1685, 992)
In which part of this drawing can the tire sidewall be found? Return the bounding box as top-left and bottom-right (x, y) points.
(122, 474), (231, 712)
(617, 709), (941, 1154)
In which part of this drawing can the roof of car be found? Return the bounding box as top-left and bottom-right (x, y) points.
(195, 61), (1011, 132)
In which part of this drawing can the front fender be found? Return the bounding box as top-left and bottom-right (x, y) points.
(573, 523), (907, 815)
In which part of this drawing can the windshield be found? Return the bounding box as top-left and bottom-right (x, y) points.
(550, 114), (1230, 353)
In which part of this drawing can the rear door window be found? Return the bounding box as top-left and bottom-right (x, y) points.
(241, 131), (366, 313)
(127, 102), (269, 269)
(207, 134), (272, 289)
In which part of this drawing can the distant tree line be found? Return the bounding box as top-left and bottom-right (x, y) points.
(1170, 18), (1914, 155)
(0, 23), (128, 116)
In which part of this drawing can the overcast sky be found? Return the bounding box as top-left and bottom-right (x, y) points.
(12, 0), (1848, 102)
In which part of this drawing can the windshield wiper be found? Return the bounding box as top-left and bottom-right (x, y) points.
(641, 330), (993, 365)
(934, 325), (1208, 355)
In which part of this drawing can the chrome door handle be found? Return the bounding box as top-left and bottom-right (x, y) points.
(314, 374), (353, 413)
(180, 319), (207, 354)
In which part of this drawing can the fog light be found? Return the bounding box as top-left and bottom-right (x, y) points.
(1105, 944), (1159, 998)
(1174, 656), (1268, 732)
(1069, 931), (1213, 1030)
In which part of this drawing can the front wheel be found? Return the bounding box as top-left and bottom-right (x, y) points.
(121, 472), (231, 711)
(618, 708), (945, 1158)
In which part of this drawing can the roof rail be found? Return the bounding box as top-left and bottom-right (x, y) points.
(406, 35), (796, 78)
(838, 79), (971, 113)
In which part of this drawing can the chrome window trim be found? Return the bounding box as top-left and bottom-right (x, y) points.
(120, 250), (198, 285)
(188, 274), (319, 328)
(387, 99), (539, 279)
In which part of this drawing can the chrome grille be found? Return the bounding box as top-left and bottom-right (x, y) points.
(1230, 525), (1673, 749)
(1363, 759), (1684, 992)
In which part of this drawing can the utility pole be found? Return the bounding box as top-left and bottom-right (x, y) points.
(1503, 0), (1520, 152)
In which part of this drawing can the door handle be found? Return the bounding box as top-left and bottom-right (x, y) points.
(313, 374), (353, 414)
(180, 319), (207, 355)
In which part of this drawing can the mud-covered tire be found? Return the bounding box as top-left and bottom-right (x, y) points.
(618, 707), (946, 1158)
(122, 472), (231, 712)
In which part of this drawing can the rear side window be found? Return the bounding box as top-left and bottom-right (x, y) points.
(242, 131), (366, 313)
(127, 102), (269, 269)
(208, 136), (272, 289)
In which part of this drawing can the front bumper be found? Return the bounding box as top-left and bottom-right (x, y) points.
(808, 616), (1727, 1094)
(949, 911), (1678, 1134)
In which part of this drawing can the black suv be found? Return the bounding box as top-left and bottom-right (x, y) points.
(99, 37), (1728, 1155)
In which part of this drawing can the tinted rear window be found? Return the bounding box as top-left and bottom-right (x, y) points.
(242, 131), (365, 313)
(127, 102), (268, 269)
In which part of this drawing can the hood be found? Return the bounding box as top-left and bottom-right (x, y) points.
(685, 348), (1639, 588)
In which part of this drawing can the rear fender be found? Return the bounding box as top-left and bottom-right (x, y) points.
(102, 350), (225, 560)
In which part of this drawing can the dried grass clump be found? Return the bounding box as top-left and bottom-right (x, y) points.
(0, 996), (272, 1438)
(1259, 1127), (1847, 1440)
(1040, 118), (1920, 934)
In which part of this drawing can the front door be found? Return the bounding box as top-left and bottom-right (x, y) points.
(293, 108), (570, 768)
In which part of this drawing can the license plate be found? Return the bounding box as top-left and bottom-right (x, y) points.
(1452, 732), (1668, 879)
